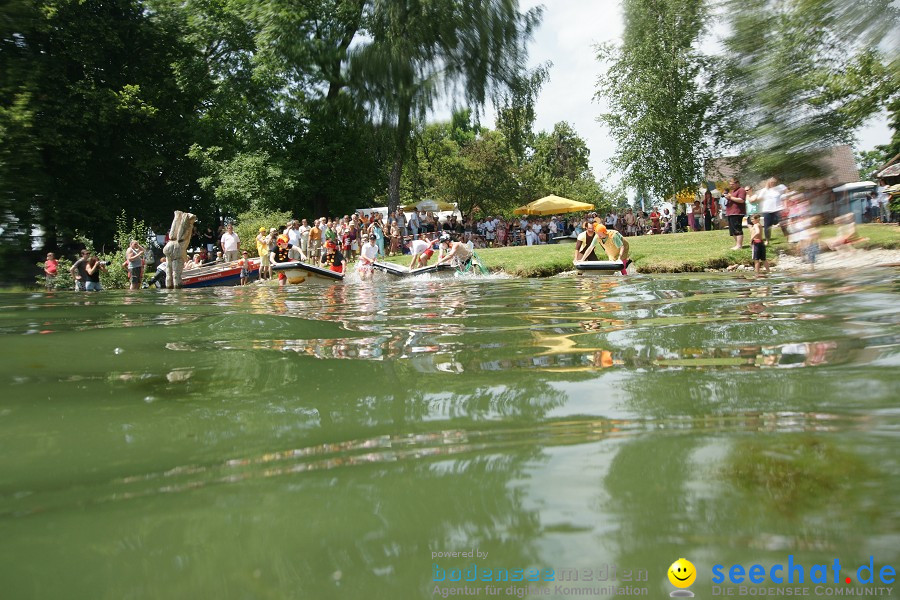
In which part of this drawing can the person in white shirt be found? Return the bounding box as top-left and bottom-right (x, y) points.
(298, 219), (311, 255)
(758, 177), (788, 243)
(606, 212), (617, 228)
(220, 224), (240, 262)
(876, 182), (891, 222)
(549, 217), (558, 240)
(525, 228), (538, 246)
(357, 234), (379, 279)
(285, 220), (300, 247)
(483, 218), (495, 246)
(407, 237), (434, 269)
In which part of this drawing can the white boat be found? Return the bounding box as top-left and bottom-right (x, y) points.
(271, 261), (344, 284)
(372, 261), (456, 278)
(574, 260), (626, 275)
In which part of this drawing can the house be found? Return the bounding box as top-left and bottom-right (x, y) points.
(706, 144), (860, 190)
(706, 145), (864, 221)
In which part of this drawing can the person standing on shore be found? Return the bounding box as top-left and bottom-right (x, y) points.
(702, 189), (716, 231)
(749, 215), (769, 276)
(308, 219), (322, 260)
(44, 253), (58, 290)
(125, 240), (145, 290)
(70, 249), (89, 291)
(221, 224), (240, 262)
(724, 177), (747, 249)
(757, 177), (787, 244)
(256, 227), (270, 280)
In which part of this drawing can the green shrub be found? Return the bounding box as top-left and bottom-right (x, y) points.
(234, 208), (293, 256)
(35, 212), (152, 290)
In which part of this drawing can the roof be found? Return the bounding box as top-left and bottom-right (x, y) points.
(706, 145), (860, 190)
(832, 181), (876, 193)
(877, 162), (900, 178)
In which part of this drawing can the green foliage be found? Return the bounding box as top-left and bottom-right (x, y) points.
(234, 208), (293, 255)
(189, 145), (296, 214)
(856, 149), (885, 180)
(495, 63), (550, 164)
(721, 0), (899, 178)
(349, 0), (543, 212)
(596, 0), (720, 201)
(432, 130), (520, 218)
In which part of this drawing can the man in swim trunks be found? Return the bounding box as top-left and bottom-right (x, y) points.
(436, 233), (473, 269)
(407, 236), (434, 269)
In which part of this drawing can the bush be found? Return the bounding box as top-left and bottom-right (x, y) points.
(35, 212), (151, 290)
(234, 208), (293, 256)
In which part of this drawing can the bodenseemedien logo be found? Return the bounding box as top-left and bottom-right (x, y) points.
(668, 558), (696, 597)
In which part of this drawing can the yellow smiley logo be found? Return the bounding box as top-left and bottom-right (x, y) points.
(668, 558), (696, 588)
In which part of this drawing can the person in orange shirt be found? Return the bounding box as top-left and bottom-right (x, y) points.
(308, 219), (322, 261)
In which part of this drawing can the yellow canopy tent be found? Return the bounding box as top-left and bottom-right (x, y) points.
(513, 195), (595, 216)
(667, 188), (700, 204)
(402, 199), (456, 212)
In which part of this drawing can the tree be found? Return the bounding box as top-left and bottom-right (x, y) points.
(721, 0), (899, 179)
(349, 0), (542, 215)
(432, 130), (519, 218)
(595, 0), (719, 203)
(0, 0), (207, 251)
(495, 63), (550, 165)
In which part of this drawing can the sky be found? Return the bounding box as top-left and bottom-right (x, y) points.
(455, 0), (893, 188)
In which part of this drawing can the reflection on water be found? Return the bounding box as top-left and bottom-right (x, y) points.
(0, 270), (898, 598)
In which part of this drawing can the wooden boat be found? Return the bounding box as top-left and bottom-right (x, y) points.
(372, 261), (456, 278)
(181, 258), (259, 288)
(271, 261), (344, 284)
(573, 260), (625, 276)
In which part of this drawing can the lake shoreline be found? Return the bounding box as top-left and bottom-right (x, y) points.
(377, 224), (899, 277)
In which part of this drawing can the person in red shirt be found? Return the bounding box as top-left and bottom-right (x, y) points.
(724, 177), (747, 249)
(649, 210), (661, 234)
(43, 252), (58, 291)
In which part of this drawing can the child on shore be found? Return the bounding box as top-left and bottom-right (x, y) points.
(239, 251), (251, 285)
(750, 214), (769, 276)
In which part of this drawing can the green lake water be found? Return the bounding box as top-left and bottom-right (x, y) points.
(0, 271), (898, 599)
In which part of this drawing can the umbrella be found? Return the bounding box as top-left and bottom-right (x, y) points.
(513, 195), (595, 216)
(403, 199), (456, 212)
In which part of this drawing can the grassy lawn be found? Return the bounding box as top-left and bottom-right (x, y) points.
(374, 224), (899, 277)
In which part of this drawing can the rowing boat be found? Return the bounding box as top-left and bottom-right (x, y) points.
(181, 259), (259, 288)
(271, 261), (344, 284)
(371, 261), (456, 278)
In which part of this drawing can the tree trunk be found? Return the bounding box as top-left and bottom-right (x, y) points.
(388, 95), (413, 215)
(163, 210), (196, 289)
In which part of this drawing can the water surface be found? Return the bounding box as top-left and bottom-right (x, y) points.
(1, 271), (898, 598)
